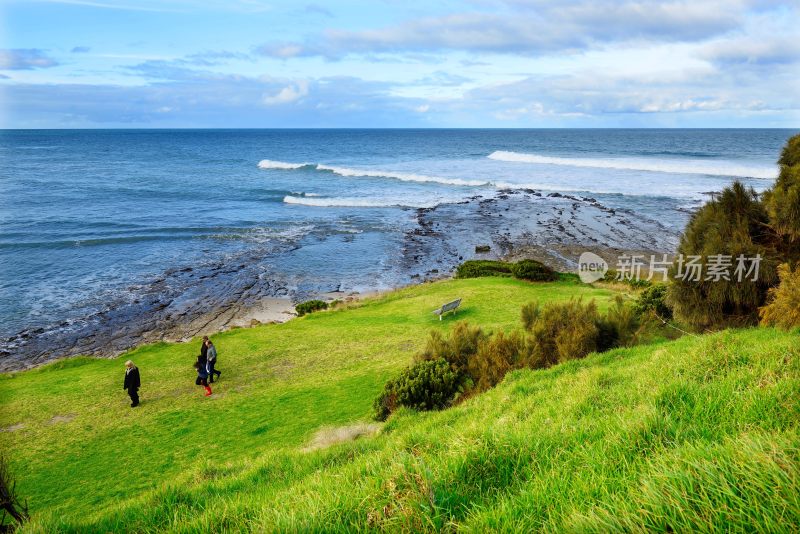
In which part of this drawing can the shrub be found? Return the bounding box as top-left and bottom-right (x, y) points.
(526, 299), (599, 368)
(602, 269), (651, 288)
(595, 314), (620, 353)
(521, 301), (541, 331)
(469, 330), (525, 391)
(759, 263), (800, 330)
(416, 321), (487, 376)
(455, 260), (513, 279)
(372, 358), (464, 421)
(634, 283), (672, 320)
(667, 182), (778, 330)
(603, 296), (641, 348)
(511, 259), (556, 282)
(295, 300), (328, 317)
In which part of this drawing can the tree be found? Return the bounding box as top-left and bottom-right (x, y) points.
(667, 182), (778, 330)
(763, 133), (800, 245)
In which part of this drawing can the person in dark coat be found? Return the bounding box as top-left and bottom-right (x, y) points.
(123, 360), (140, 407)
(200, 335), (209, 361)
(194, 355), (212, 397)
(205, 339), (221, 383)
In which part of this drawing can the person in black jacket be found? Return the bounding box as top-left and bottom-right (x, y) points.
(123, 360), (140, 407)
(200, 335), (209, 361)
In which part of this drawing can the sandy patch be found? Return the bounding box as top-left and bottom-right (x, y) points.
(49, 414), (76, 425)
(227, 297), (296, 328)
(303, 423), (382, 452)
(1, 423), (25, 432)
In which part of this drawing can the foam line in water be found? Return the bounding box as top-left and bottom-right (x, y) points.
(283, 195), (437, 208)
(315, 164), (488, 187)
(257, 159), (310, 170)
(487, 151), (776, 179)
(259, 158), (487, 186)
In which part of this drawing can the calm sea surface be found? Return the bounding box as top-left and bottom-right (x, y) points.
(0, 128), (795, 339)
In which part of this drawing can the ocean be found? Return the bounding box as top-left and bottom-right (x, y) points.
(0, 128), (794, 363)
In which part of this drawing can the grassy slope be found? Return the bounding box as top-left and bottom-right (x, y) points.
(20, 325), (800, 532)
(1, 277), (619, 527)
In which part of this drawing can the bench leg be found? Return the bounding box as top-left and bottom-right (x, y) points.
(439, 314), (442, 321)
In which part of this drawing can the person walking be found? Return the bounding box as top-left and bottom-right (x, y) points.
(194, 355), (212, 397)
(205, 339), (221, 383)
(200, 335), (209, 361)
(123, 360), (140, 407)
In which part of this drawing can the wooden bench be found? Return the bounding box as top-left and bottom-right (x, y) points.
(432, 298), (462, 320)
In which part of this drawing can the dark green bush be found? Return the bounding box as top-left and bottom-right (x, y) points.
(634, 283), (672, 320)
(295, 299), (328, 317)
(511, 259), (556, 282)
(455, 260), (513, 279)
(595, 315), (620, 353)
(373, 358), (464, 421)
(526, 298), (599, 368)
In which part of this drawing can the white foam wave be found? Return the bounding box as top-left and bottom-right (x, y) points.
(315, 164), (488, 187)
(283, 195), (436, 208)
(488, 151), (776, 179)
(257, 159), (308, 170)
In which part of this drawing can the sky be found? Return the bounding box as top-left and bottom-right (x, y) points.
(0, 0), (798, 128)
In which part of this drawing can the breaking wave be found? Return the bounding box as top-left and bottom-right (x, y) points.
(258, 159), (487, 187)
(487, 151), (777, 179)
(257, 159), (311, 170)
(283, 195), (437, 208)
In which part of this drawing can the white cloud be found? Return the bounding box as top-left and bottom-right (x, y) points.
(0, 49), (59, 70)
(262, 80), (309, 105)
(258, 0), (749, 59)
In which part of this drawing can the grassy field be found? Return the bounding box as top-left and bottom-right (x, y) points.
(2, 276), (798, 532)
(0, 277), (617, 527)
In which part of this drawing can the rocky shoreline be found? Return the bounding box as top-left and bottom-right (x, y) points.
(0, 189), (681, 372)
(401, 189), (679, 278)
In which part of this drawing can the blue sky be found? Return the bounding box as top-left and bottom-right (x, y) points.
(1, 0), (798, 128)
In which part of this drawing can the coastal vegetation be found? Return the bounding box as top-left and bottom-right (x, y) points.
(667, 133), (800, 330)
(375, 288), (656, 422)
(455, 259), (555, 281)
(294, 299), (329, 317)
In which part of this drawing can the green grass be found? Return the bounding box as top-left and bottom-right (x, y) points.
(0, 277), (615, 525)
(2, 277), (798, 532)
